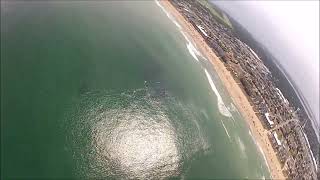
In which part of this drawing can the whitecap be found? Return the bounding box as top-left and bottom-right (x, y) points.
(248, 130), (271, 173)
(257, 144), (270, 173)
(204, 69), (232, 117)
(187, 42), (199, 62)
(221, 120), (231, 139)
(155, 0), (181, 29)
(236, 136), (247, 159)
(154, 0), (202, 63)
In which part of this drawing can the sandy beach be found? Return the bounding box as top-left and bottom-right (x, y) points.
(159, 0), (285, 179)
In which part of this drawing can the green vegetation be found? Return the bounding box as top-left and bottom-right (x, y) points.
(196, 0), (233, 29)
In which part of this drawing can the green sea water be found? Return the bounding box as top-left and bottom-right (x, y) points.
(1, 1), (270, 179)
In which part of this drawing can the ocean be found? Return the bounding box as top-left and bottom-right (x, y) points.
(1, 1), (270, 179)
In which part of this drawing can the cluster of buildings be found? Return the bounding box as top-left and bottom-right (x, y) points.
(170, 0), (318, 179)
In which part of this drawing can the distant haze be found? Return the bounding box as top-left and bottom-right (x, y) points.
(212, 1), (319, 131)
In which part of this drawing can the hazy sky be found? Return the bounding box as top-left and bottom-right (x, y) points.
(212, 1), (319, 130)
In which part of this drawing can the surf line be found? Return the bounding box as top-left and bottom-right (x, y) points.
(155, 0), (181, 29)
(220, 120), (231, 140)
(204, 68), (232, 117)
(155, 0), (205, 63)
(249, 130), (271, 173)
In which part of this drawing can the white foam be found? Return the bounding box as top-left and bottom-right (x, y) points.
(179, 27), (208, 64)
(248, 130), (258, 147)
(155, 0), (181, 29)
(200, 109), (209, 120)
(204, 69), (232, 117)
(201, 56), (208, 61)
(249, 130), (271, 173)
(249, 130), (253, 138)
(228, 103), (241, 119)
(236, 136), (247, 158)
(221, 120), (231, 139)
(228, 103), (237, 112)
(154, 0), (212, 78)
(181, 31), (202, 62)
(257, 144), (271, 173)
(181, 31), (190, 42)
(156, 8), (206, 64)
(187, 42), (199, 62)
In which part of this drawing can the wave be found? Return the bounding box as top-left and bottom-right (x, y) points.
(181, 31), (190, 42)
(236, 136), (247, 159)
(249, 130), (271, 173)
(155, 0), (206, 64)
(257, 144), (270, 173)
(187, 42), (200, 62)
(227, 103), (237, 112)
(220, 120), (231, 139)
(204, 68), (232, 117)
(155, 0), (181, 30)
(155, 0), (230, 117)
(181, 31), (202, 62)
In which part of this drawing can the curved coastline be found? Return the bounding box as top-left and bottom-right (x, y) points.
(157, 0), (285, 179)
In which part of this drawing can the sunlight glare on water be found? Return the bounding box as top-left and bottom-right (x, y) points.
(91, 109), (180, 178)
(66, 88), (209, 179)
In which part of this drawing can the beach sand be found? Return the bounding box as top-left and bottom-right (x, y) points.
(159, 0), (285, 179)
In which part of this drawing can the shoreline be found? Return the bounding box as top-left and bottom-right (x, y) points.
(159, 0), (285, 179)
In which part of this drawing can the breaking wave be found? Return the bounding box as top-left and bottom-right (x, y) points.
(155, 0), (181, 29)
(155, 0), (205, 63)
(155, 0), (202, 63)
(204, 69), (232, 117)
(236, 136), (247, 159)
(181, 32), (202, 63)
(248, 130), (271, 173)
(187, 42), (200, 62)
(221, 120), (231, 139)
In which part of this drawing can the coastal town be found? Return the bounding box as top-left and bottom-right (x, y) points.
(168, 0), (318, 179)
